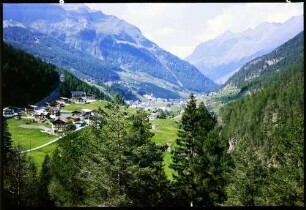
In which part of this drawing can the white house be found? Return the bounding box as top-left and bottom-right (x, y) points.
(148, 113), (158, 121)
(3, 107), (15, 118)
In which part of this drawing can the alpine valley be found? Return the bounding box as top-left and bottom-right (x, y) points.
(185, 15), (303, 84)
(3, 3), (218, 100)
(2, 3), (304, 208)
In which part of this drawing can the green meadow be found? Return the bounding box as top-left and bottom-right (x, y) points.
(28, 143), (58, 172)
(7, 118), (57, 150)
(61, 100), (108, 112)
(7, 108), (181, 179)
(151, 118), (179, 180)
(7, 118), (59, 172)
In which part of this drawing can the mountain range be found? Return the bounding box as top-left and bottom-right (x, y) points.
(3, 3), (218, 100)
(185, 15), (303, 84)
(225, 31), (304, 91)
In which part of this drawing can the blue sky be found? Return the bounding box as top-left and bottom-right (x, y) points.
(85, 3), (304, 59)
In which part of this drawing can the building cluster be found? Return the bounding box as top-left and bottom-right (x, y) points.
(126, 93), (187, 121)
(3, 91), (96, 134)
(126, 94), (170, 109)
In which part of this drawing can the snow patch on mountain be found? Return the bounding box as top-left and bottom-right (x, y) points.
(3, 20), (26, 28)
(115, 40), (143, 49)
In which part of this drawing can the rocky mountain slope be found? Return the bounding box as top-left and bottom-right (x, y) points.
(3, 3), (218, 99)
(225, 31), (304, 91)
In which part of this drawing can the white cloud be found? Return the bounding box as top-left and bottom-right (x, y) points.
(85, 3), (303, 59)
(169, 46), (195, 59)
(198, 3), (304, 42)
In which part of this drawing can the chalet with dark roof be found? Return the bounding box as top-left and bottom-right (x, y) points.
(52, 118), (67, 132)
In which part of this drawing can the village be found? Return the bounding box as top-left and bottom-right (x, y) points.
(3, 90), (210, 131)
(126, 93), (188, 120)
(3, 91), (190, 134)
(3, 91), (96, 135)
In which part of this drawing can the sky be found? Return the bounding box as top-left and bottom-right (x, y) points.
(85, 3), (304, 59)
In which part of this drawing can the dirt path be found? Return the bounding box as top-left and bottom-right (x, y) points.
(18, 124), (51, 130)
(20, 125), (87, 153)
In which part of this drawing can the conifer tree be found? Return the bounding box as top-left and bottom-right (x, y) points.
(225, 144), (267, 206)
(2, 117), (14, 208)
(171, 93), (229, 207)
(92, 103), (169, 206)
(185, 127), (230, 207)
(171, 92), (198, 206)
(2, 117), (13, 164)
(37, 154), (54, 207)
(122, 109), (169, 206)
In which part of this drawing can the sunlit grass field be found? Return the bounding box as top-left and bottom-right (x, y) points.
(151, 118), (179, 180)
(7, 118), (59, 172)
(29, 143), (58, 172)
(61, 100), (108, 112)
(7, 105), (181, 178)
(7, 118), (57, 150)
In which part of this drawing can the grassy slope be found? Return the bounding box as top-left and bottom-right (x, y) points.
(7, 118), (57, 150)
(7, 118), (59, 172)
(151, 118), (179, 180)
(8, 103), (180, 178)
(61, 100), (108, 112)
(29, 143), (58, 172)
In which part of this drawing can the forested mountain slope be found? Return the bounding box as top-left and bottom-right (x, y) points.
(3, 43), (60, 107)
(225, 31), (304, 91)
(3, 26), (121, 82)
(2, 43), (109, 107)
(219, 58), (304, 205)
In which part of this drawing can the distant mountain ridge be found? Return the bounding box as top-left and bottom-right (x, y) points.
(185, 15), (303, 84)
(3, 3), (218, 99)
(225, 31), (304, 90)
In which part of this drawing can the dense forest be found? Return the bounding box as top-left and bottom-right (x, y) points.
(219, 60), (304, 205)
(2, 42), (111, 107)
(104, 83), (139, 101)
(2, 43), (60, 107)
(59, 70), (110, 100)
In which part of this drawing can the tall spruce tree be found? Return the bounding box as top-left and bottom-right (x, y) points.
(37, 154), (54, 207)
(191, 133), (230, 206)
(91, 103), (169, 206)
(171, 93), (229, 207)
(122, 110), (169, 206)
(47, 130), (105, 207)
(171, 92), (198, 206)
(3, 145), (39, 207)
(2, 117), (13, 164)
(2, 117), (14, 208)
